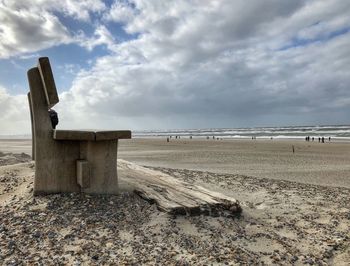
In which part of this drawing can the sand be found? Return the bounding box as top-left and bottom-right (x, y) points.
(3, 138), (349, 188)
(119, 138), (350, 188)
(0, 138), (349, 264)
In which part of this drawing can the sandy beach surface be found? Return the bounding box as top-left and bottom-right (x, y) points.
(0, 138), (349, 265)
(119, 138), (350, 188)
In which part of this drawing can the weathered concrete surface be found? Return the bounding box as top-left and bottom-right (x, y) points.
(76, 160), (90, 189)
(37, 57), (59, 108)
(28, 67), (80, 194)
(53, 130), (131, 141)
(28, 57), (131, 195)
(53, 130), (95, 141)
(95, 130), (132, 141)
(27, 92), (35, 160)
(79, 141), (119, 194)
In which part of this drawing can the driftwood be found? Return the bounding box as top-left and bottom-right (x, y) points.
(118, 160), (242, 217)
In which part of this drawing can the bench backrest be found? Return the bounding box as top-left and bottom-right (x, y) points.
(27, 57), (59, 159)
(37, 57), (59, 108)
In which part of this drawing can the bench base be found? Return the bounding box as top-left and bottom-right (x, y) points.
(34, 139), (120, 195)
(78, 140), (119, 194)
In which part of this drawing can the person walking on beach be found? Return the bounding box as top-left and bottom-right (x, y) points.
(318, 137), (321, 142)
(322, 137), (325, 143)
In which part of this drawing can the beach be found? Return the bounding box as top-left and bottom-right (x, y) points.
(118, 138), (350, 188)
(0, 138), (349, 264)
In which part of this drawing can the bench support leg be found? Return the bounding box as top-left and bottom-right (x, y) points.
(79, 140), (118, 194)
(77, 160), (90, 189)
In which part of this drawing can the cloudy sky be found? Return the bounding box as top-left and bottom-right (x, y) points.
(0, 0), (350, 134)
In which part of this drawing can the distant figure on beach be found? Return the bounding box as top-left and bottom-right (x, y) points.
(48, 109), (58, 129)
(318, 137), (321, 142)
(167, 137), (169, 142)
(329, 137), (331, 142)
(312, 137), (314, 141)
(322, 137), (325, 143)
(190, 136), (192, 139)
(206, 136), (209, 140)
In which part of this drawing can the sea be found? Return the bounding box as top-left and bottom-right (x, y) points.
(1, 125), (350, 140)
(133, 125), (350, 140)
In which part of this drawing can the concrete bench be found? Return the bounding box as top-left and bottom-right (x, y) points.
(27, 57), (131, 195)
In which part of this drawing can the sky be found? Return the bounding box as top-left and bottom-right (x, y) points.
(0, 0), (350, 134)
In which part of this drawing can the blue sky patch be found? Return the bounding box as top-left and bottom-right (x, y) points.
(279, 26), (350, 51)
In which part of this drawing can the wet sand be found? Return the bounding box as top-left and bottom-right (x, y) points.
(0, 139), (32, 155)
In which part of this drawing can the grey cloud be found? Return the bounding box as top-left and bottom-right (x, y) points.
(2, 0), (350, 133)
(0, 4), (70, 58)
(60, 1), (350, 129)
(0, 0), (108, 59)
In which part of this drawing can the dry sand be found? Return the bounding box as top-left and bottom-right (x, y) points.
(119, 138), (350, 188)
(0, 138), (349, 265)
(2, 138), (350, 188)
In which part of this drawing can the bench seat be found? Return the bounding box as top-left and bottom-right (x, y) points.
(53, 130), (132, 141)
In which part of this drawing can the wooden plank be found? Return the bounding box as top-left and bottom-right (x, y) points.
(95, 130), (132, 141)
(37, 57), (59, 108)
(118, 160), (242, 216)
(53, 130), (95, 141)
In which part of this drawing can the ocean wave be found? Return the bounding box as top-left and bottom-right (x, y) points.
(134, 125), (350, 139)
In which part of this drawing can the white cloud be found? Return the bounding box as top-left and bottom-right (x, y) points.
(0, 0), (107, 58)
(79, 25), (116, 51)
(4, 0), (106, 22)
(0, 87), (29, 135)
(48, 0), (106, 21)
(52, 0), (350, 130)
(103, 0), (136, 23)
(1, 0), (350, 133)
(0, 4), (71, 58)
